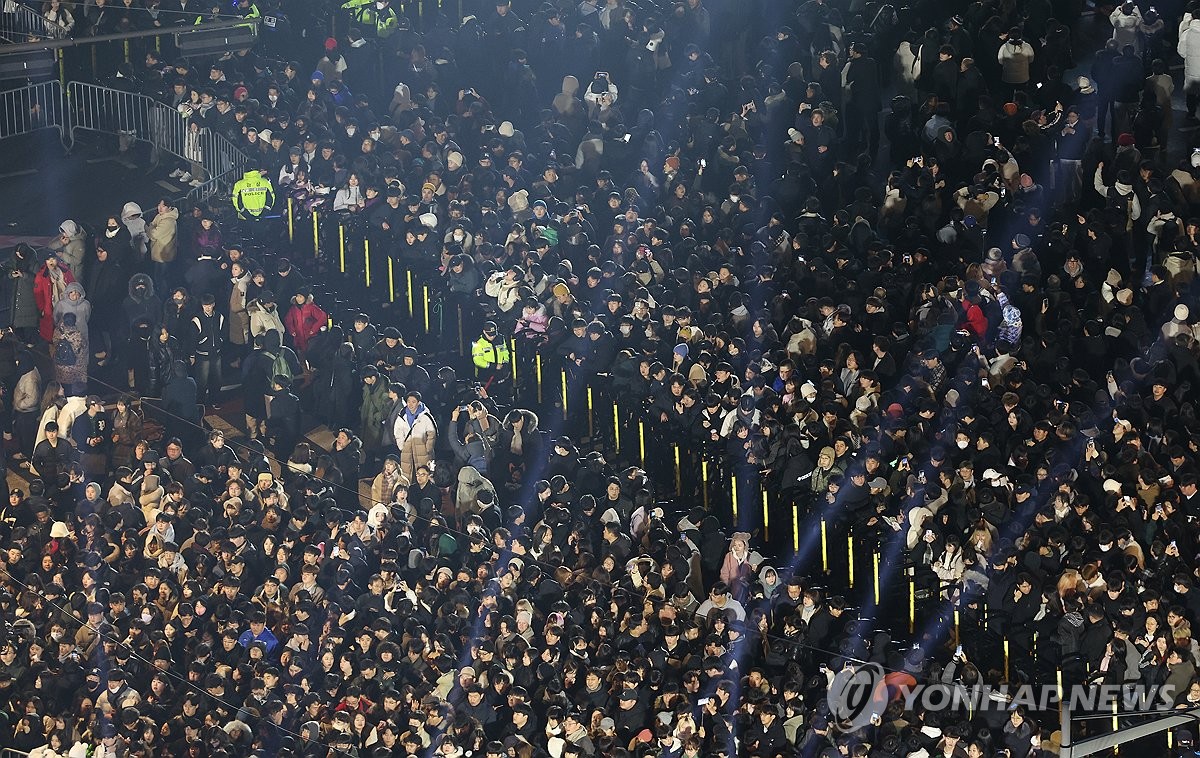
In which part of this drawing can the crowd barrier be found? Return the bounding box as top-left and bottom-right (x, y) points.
(0, 78), (63, 142)
(0, 80), (248, 200)
(66, 80), (248, 199)
(0, 4), (49, 43)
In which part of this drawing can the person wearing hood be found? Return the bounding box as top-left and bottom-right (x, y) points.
(0, 244), (39, 342)
(48, 220), (86, 272)
(147, 198), (179, 290)
(34, 253), (76, 344)
(392, 390), (436, 481)
(53, 283), (91, 347)
(120, 201), (148, 261)
(121, 273), (161, 345)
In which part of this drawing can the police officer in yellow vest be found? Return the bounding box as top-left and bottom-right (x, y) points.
(340, 0), (398, 39)
(232, 167), (275, 220)
(472, 321), (511, 385)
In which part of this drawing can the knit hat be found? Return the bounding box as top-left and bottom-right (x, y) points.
(1176, 304), (1190, 321)
(552, 282), (570, 298)
(1117, 133), (1135, 147)
(1078, 76), (1095, 94)
(498, 121), (515, 137)
(447, 151), (463, 168)
(508, 189), (529, 213)
(419, 213), (438, 229)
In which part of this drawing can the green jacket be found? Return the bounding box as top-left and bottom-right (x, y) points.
(359, 380), (391, 447)
(232, 169), (275, 218)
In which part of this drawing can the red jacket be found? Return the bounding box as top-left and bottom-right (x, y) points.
(284, 300), (327, 354)
(960, 298), (987, 340)
(34, 262), (76, 343)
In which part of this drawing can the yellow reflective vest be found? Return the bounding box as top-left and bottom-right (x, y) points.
(232, 169), (275, 219)
(472, 336), (511, 371)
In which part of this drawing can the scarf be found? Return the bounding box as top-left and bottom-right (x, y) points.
(47, 266), (66, 306)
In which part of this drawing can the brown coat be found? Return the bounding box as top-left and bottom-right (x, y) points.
(229, 274), (250, 345)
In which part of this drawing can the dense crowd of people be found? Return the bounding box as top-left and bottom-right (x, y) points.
(6, 0), (1200, 754)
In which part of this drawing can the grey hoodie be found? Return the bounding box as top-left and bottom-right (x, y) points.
(49, 220), (86, 272)
(53, 282), (91, 342)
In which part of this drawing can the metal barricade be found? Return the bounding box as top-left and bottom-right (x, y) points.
(0, 3), (51, 42)
(0, 79), (64, 145)
(66, 79), (153, 151)
(66, 81), (247, 192)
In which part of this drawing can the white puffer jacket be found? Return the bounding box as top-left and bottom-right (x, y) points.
(1180, 17), (1200, 80)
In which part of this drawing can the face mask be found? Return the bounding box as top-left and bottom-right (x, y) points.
(51, 631), (63, 641)
(957, 440), (969, 449)
(620, 325), (632, 334)
(346, 127), (356, 136)
(371, 130), (381, 140)
(1191, 152), (1200, 169)
(142, 611), (152, 623)
(268, 94), (278, 102)
(453, 232), (464, 241)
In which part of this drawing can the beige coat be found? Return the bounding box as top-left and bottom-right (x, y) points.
(393, 405), (436, 478)
(147, 207), (178, 263)
(228, 273), (250, 345)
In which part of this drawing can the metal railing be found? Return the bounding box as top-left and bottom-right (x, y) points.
(0, 3), (53, 43)
(0, 78), (63, 141)
(66, 80), (248, 199)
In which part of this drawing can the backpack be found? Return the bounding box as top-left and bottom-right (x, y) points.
(267, 350), (292, 382)
(53, 338), (76, 366)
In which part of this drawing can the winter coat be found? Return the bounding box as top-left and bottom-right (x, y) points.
(0, 248), (38, 330)
(359, 380), (391, 450)
(248, 299), (286, 340)
(455, 465), (496, 514)
(49, 220), (87, 272)
(370, 463), (406, 507)
(228, 272), (250, 345)
(122, 274), (161, 338)
(1180, 17), (1200, 80)
(34, 261), (76, 343)
(284, 299), (327, 354)
(392, 402), (436, 474)
(147, 206), (179, 263)
(83, 254), (126, 329)
(121, 201), (148, 259)
(1110, 6), (1144, 53)
(997, 40), (1034, 84)
(52, 315), (87, 389)
(53, 282), (91, 345)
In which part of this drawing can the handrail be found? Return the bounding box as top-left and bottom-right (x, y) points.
(0, 3), (50, 44)
(65, 80), (249, 199)
(0, 16), (256, 54)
